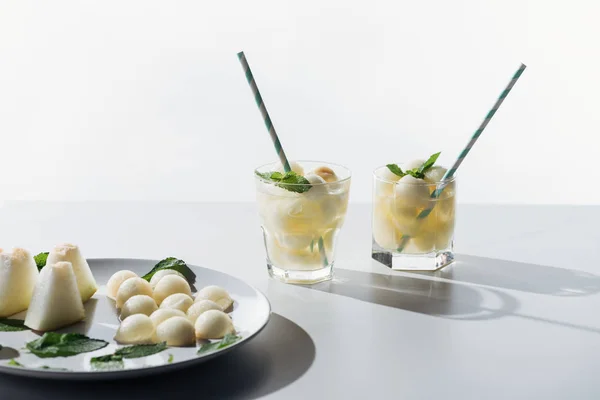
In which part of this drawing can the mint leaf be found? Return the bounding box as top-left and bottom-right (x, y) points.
(386, 164), (405, 178)
(0, 318), (29, 332)
(26, 333), (108, 358)
(142, 258), (196, 285)
(90, 354), (124, 371)
(168, 354), (174, 363)
(255, 171), (312, 194)
(277, 172), (312, 193)
(197, 334), (241, 355)
(405, 168), (424, 179)
(418, 152), (441, 174)
(7, 359), (23, 367)
(114, 342), (167, 359)
(34, 252), (49, 271)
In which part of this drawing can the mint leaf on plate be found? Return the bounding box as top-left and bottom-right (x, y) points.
(114, 342), (167, 359)
(7, 359), (23, 367)
(142, 258), (196, 285)
(418, 152), (441, 174)
(90, 354), (124, 371)
(26, 333), (108, 358)
(197, 333), (241, 355)
(386, 164), (405, 178)
(34, 252), (49, 271)
(0, 319), (29, 332)
(168, 354), (174, 363)
(255, 171), (312, 194)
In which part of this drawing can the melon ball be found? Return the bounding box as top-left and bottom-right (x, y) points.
(156, 316), (195, 346)
(401, 159), (426, 172)
(160, 293), (194, 313)
(304, 173), (328, 197)
(149, 269), (186, 288)
(195, 309), (235, 340)
(106, 270), (138, 300)
(394, 175), (431, 209)
(116, 277), (153, 309)
(372, 202), (402, 250)
(114, 314), (155, 344)
(375, 167), (401, 197)
(149, 308), (186, 328)
(312, 166), (338, 183)
(424, 166), (448, 183)
(195, 285), (233, 311)
(120, 295), (158, 320)
(187, 300), (222, 325)
(153, 275), (191, 305)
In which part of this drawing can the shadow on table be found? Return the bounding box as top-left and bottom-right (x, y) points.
(0, 313), (315, 400)
(310, 267), (520, 321)
(420, 254), (600, 297)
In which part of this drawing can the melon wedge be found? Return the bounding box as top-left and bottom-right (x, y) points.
(25, 261), (85, 331)
(46, 244), (97, 302)
(0, 248), (39, 317)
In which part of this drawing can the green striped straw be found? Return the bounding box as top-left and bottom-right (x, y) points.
(237, 51), (291, 173)
(238, 51), (330, 268)
(397, 63), (527, 252)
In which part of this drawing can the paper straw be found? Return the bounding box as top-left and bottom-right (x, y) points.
(397, 63), (527, 252)
(237, 51), (291, 173)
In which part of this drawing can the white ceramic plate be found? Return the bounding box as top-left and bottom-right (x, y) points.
(0, 258), (271, 380)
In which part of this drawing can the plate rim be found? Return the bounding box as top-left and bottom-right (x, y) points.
(0, 257), (272, 380)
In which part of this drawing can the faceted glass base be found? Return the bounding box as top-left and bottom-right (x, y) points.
(267, 262), (334, 285)
(372, 242), (454, 271)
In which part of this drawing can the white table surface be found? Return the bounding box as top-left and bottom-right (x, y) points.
(0, 202), (599, 399)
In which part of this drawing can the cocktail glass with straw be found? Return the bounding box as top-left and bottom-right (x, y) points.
(238, 52), (352, 284)
(372, 63), (527, 271)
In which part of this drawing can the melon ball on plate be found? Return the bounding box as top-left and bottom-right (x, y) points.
(187, 300), (222, 325)
(195, 310), (235, 340)
(120, 295), (158, 320)
(195, 285), (233, 311)
(153, 275), (192, 305)
(160, 293), (194, 313)
(0, 248), (39, 318)
(114, 314), (155, 344)
(150, 308), (186, 327)
(106, 270), (138, 300)
(312, 166), (338, 183)
(116, 277), (153, 309)
(149, 269), (186, 288)
(156, 316), (195, 346)
(275, 160), (304, 176)
(25, 261), (85, 331)
(46, 243), (97, 302)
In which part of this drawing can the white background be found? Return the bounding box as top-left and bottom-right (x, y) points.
(0, 0), (597, 204)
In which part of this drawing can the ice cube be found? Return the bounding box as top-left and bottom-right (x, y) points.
(424, 166), (448, 183)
